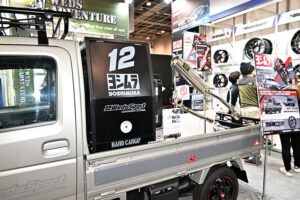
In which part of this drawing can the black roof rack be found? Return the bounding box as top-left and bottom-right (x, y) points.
(0, 6), (72, 45)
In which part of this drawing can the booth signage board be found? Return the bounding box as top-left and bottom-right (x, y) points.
(84, 39), (155, 152)
(208, 8), (300, 42)
(277, 8), (300, 26)
(255, 54), (300, 135)
(172, 30), (184, 59)
(173, 40), (183, 53)
(210, 0), (270, 21)
(9, 0), (129, 37)
(207, 28), (232, 42)
(234, 15), (276, 36)
(172, 0), (210, 33)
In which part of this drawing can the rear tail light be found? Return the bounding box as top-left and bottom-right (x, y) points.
(254, 139), (261, 146)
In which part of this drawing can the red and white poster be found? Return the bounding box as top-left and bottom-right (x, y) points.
(172, 31), (183, 59)
(255, 54), (300, 135)
(183, 31), (211, 71)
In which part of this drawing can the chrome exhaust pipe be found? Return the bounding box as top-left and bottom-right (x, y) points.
(171, 56), (240, 121)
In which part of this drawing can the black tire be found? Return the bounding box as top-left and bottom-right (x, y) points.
(213, 50), (229, 64)
(291, 30), (300, 54)
(213, 74), (228, 88)
(294, 64), (300, 79)
(244, 38), (266, 59)
(263, 38), (273, 54)
(194, 166), (238, 200)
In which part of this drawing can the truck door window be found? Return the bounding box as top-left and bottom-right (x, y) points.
(0, 56), (56, 129)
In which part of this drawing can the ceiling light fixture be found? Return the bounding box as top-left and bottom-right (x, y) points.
(164, 0), (172, 3)
(161, 30), (165, 33)
(146, 36), (150, 40)
(146, 2), (151, 6)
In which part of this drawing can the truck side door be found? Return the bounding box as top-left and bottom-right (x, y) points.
(0, 45), (77, 200)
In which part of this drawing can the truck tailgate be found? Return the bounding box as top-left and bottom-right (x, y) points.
(85, 125), (262, 199)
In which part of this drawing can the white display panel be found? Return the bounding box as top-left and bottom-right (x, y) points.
(210, 0), (250, 16)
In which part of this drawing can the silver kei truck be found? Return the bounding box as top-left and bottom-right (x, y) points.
(0, 7), (262, 200)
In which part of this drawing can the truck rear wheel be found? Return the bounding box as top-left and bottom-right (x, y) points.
(193, 166), (238, 200)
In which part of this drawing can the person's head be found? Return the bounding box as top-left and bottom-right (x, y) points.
(240, 62), (255, 77)
(229, 71), (241, 84)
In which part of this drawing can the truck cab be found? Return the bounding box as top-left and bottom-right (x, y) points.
(0, 37), (80, 200)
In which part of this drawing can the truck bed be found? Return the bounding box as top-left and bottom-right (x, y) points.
(85, 125), (262, 199)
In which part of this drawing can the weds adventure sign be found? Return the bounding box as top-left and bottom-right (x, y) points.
(10, 0), (129, 37)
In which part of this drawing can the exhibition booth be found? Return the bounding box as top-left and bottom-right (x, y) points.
(0, 0), (299, 200)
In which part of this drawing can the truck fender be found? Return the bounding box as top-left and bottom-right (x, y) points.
(228, 159), (248, 183)
(189, 168), (210, 185)
(189, 159), (248, 185)
(189, 164), (228, 184)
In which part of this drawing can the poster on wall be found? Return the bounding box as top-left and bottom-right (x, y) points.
(172, 31), (184, 58)
(183, 31), (199, 69)
(183, 31), (211, 71)
(9, 0), (129, 38)
(172, 0), (210, 33)
(196, 41), (211, 71)
(255, 54), (300, 135)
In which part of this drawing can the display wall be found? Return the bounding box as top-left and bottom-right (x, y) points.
(194, 0), (298, 103)
(202, 0), (300, 150)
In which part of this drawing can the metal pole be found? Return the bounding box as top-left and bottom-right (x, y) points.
(262, 135), (269, 200)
